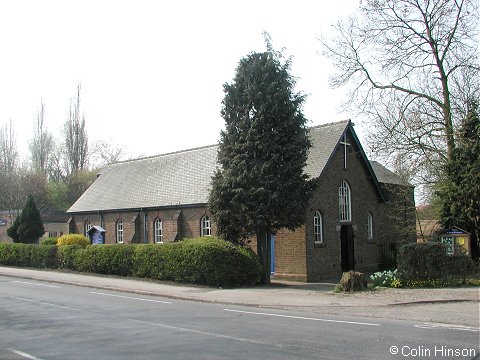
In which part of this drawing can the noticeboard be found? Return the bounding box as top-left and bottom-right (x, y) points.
(441, 236), (454, 255)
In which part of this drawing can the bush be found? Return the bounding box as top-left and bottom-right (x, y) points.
(0, 243), (56, 268)
(57, 234), (90, 248)
(169, 238), (261, 287)
(41, 237), (58, 246)
(0, 236), (261, 287)
(132, 244), (175, 279)
(74, 244), (135, 276)
(132, 238), (261, 287)
(0, 243), (31, 266)
(57, 245), (82, 269)
(398, 242), (475, 285)
(398, 242), (447, 281)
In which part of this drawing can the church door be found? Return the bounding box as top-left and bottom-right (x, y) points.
(340, 225), (355, 272)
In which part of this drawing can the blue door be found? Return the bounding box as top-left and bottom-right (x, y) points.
(270, 234), (275, 275)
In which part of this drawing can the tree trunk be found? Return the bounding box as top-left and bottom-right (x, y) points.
(256, 226), (271, 285)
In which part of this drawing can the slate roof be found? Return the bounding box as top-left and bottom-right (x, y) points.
(68, 120), (399, 213)
(369, 161), (409, 186)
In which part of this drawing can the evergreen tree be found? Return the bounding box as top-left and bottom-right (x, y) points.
(209, 48), (313, 284)
(6, 215), (20, 242)
(437, 100), (480, 257)
(16, 195), (45, 244)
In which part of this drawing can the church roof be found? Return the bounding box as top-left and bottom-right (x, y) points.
(68, 120), (396, 213)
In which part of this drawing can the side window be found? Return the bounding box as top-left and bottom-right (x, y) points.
(201, 215), (211, 237)
(116, 220), (124, 243)
(154, 218), (163, 243)
(313, 211), (323, 244)
(367, 212), (373, 240)
(84, 221), (91, 237)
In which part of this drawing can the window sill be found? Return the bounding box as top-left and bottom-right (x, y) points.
(314, 242), (326, 248)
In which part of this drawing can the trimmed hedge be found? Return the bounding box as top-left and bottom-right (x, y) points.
(0, 237), (261, 287)
(74, 244), (136, 276)
(130, 238), (261, 287)
(398, 242), (474, 282)
(0, 243), (57, 268)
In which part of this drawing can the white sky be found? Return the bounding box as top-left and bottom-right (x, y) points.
(0, 0), (360, 161)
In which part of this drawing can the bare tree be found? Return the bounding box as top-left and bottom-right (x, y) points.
(321, 0), (479, 190)
(0, 120), (18, 174)
(90, 139), (126, 167)
(29, 101), (54, 177)
(64, 83), (88, 175)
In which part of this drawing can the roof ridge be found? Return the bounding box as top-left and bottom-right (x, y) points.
(110, 120), (350, 167)
(113, 143), (219, 165)
(308, 119), (350, 130)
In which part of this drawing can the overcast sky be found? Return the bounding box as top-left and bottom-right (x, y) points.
(0, 0), (360, 161)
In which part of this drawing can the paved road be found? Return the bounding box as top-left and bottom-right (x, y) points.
(0, 275), (478, 360)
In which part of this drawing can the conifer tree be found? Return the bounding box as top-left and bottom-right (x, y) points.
(16, 195), (45, 244)
(437, 100), (480, 256)
(209, 47), (313, 284)
(6, 215), (20, 242)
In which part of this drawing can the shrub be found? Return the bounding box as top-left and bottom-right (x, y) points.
(57, 245), (82, 269)
(168, 238), (261, 287)
(74, 244), (135, 276)
(29, 245), (57, 268)
(398, 242), (475, 285)
(0, 243), (56, 268)
(398, 242), (447, 281)
(132, 238), (261, 287)
(0, 243), (30, 266)
(132, 244), (176, 279)
(57, 234), (90, 248)
(41, 237), (58, 246)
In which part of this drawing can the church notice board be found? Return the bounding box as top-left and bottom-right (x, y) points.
(439, 227), (471, 255)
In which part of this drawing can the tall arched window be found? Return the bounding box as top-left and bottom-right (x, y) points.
(339, 180), (351, 222)
(313, 211), (323, 244)
(367, 212), (373, 240)
(154, 218), (163, 243)
(84, 221), (91, 237)
(116, 220), (124, 243)
(201, 215), (211, 237)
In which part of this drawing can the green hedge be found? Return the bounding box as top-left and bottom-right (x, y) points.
(0, 238), (261, 287)
(0, 243), (57, 268)
(398, 242), (474, 282)
(74, 244), (136, 276)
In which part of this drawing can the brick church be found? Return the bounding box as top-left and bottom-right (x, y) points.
(68, 120), (416, 281)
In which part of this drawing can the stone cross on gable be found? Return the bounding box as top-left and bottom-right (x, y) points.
(340, 133), (351, 169)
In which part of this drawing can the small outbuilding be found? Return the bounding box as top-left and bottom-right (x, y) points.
(87, 226), (106, 244)
(439, 226), (471, 255)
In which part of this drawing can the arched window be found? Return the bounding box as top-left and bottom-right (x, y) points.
(84, 221), (91, 237)
(116, 220), (124, 243)
(154, 218), (163, 243)
(367, 212), (373, 240)
(201, 215), (211, 237)
(313, 211), (323, 244)
(339, 180), (351, 222)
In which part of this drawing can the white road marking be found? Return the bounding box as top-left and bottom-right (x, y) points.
(12, 280), (59, 288)
(414, 322), (479, 332)
(130, 318), (273, 346)
(224, 308), (381, 326)
(8, 348), (44, 360)
(90, 291), (172, 304)
(11, 296), (80, 311)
